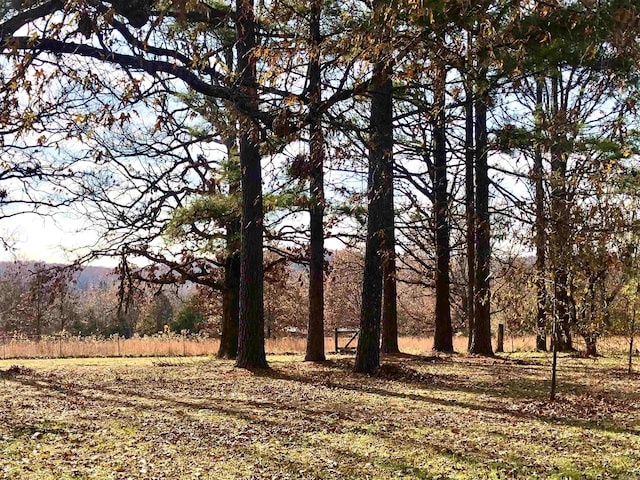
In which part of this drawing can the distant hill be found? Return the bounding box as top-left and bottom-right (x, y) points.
(0, 261), (116, 291)
(74, 266), (117, 290)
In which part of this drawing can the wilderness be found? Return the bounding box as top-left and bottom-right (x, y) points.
(0, 0), (640, 478)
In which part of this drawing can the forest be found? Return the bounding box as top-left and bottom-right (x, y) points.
(0, 0), (639, 367)
(0, 0), (640, 478)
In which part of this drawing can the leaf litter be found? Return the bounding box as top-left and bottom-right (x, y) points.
(0, 353), (639, 479)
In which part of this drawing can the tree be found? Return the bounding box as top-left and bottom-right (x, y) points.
(432, 62), (453, 352)
(234, 0), (268, 369)
(469, 83), (493, 355)
(304, 0), (327, 362)
(354, 0), (394, 373)
(0, 0), (295, 369)
(521, 0), (640, 353)
(137, 292), (174, 335)
(533, 79), (547, 351)
(170, 300), (205, 334)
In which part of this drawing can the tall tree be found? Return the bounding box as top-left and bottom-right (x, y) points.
(548, 71), (574, 352)
(219, 140), (242, 359)
(469, 83), (493, 355)
(235, 0), (268, 368)
(354, 63), (392, 373)
(464, 84), (476, 351)
(432, 62), (453, 352)
(355, 0), (394, 373)
(380, 69), (399, 354)
(305, 0), (327, 362)
(533, 79), (547, 351)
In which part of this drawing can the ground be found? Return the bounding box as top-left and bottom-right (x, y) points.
(0, 353), (639, 479)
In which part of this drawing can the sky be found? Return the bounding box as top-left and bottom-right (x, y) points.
(0, 210), (352, 269)
(0, 212), (118, 267)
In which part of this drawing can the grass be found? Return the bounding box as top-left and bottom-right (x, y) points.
(1, 351), (639, 479)
(0, 335), (219, 359)
(1, 334), (634, 360)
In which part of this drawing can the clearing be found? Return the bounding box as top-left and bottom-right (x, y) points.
(1, 353), (639, 479)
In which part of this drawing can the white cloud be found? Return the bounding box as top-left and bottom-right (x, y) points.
(0, 213), (117, 267)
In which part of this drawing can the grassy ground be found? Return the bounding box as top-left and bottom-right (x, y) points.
(1, 352), (639, 479)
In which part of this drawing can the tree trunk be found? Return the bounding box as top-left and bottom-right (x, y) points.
(355, 61), (392, 373)
(550, 319), (558, 401)
(235, 0), (267, 369)
(380, 61), (399, 354)
(433, 65), (453, 352)
(218, 63), (241, 359)
(584, 335), (598, 357)
(469, 91), (493, 355)
(629, 298), (636, 374)
(305, 0), (326, 362)
(465, 87), (475, 352)
(549, 74), (573, 353)
(552, 270), (573, 351)
(218, 211), (240, 359)
(381, 252), (399, 353)
(534, 80), (547, 352)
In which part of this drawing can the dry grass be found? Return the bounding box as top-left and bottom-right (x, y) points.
(0, 335), (220, 359)
(400, 334), (635, 355)
(1, 335), (452, 359)
(0, 334), (634, 360)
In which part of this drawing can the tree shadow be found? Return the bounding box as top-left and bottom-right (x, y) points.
(254, 361), (639, 437)
(9, 357), (636, 437)
(5, 369), (354, 433)
(4, 360), (639, 479)
(309, 354), (591, 402)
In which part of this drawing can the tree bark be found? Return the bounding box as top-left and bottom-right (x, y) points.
(218, 41), (241, 359)
(469, 91), (493, 355)
(381, 250), (399, 353)
(465, 87), (475, 352)
(219, 248), (240, 358)
(629, 297), (635, 374)
(305, 0), (326, 362)
(584, 335), (598, 357)
(549, 74), (573, 353)
(380, 64), (399, 354)
(534, 80), (547, 352)
(218, 192), (241, 359)
(235, 0), (267, 369)
(355, 62), (392, 373)
(433, 65), (453, 352)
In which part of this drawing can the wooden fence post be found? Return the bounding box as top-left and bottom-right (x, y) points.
(496, 324), (504, 353)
